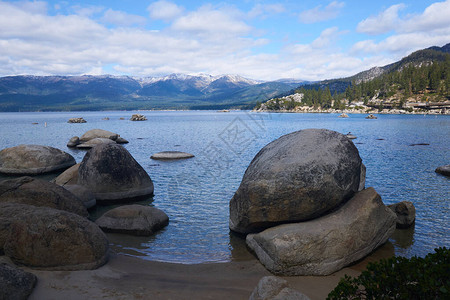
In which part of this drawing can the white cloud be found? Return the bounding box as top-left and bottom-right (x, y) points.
(101, 9), (147, 27)
(299, 1), (345, 24)
(171, 5), (251, 38)
(357, 4), (406, 35)
(401, 0), (450, 33)
(147, 0), (183, 22)
(248, 3), (285, 19)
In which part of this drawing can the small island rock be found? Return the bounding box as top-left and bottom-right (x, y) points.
(151, 151), (195, 160)
(130, 114), (147, 121)
(1, 203), (109, 271)
(230, 129), (364, 234)
(0, 144), (76, 175)
(79, 129), (118, 142)
(76, 138), (116, 149)
(68, 117), (86, 123)
(0, 263), (37, 300)
(77, 144), (154, 203)
(366, 114), (377, 119)
(96, 204), (169, 236)
(0, 176), (88, 217)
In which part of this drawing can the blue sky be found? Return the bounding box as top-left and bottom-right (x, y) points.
(0, 0), (449, 80)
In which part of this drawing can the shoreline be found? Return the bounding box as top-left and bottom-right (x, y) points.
(4, 242), (395, 300)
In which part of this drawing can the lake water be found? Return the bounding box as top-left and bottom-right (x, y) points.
(0, 111), (449, 263)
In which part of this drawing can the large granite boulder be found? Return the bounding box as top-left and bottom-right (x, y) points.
(246, 188), (396, 276)
(250, 276), (310, 300)
(0, 176), (88, 217)
(0, 144), (76, 175)
(0, 263), (37, 300)
(77, 144), (154, 203)
(388, 201), (416, 228)
(230, 129), (364, 234)
(79, 129), (118, 142)
(95, 204), (169, 236)
(0, 203), (109, 270)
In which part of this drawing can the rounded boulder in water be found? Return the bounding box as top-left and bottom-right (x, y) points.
(230, 128), (364, 234)
(78, 144), (154, 203)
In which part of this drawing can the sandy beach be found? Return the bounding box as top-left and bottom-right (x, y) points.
(5, 242), (395, 300)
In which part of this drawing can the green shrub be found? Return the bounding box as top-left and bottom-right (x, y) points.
(327, 247), (449, 300)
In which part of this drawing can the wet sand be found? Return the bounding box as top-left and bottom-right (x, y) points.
(23, 243), (394, 300)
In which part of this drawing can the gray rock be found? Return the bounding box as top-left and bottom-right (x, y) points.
(435, 164), (450, 177)
(0, 176), (88, 217)
(76, 138), (116, 149)
(52, 163), (79, 186)
(68, 117), (86, 123)
(249, 276), (310, 300)
(1, 203), (109, 271)
(63, 184), (96, 209)
(0, 144), (76, 175)
(230, 129), (364, 234)
(79, 129), (119, 142)
(95, 204), (169, 236)
(130, 114), (147, 121)
(115, 137), (129, 144)
(246, 188), (396, 276)
(0, 263), (37, 300)
(366, 114), (377, 119)
(67, 136), (80, 147)
(388, 201), (416, 228)
(151, 151), (195, 160)
(77, 144), (154, 203)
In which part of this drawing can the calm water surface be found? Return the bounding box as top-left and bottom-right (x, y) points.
(0, 111), (448, 263)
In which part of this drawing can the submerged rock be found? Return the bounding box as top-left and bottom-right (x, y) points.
(388, 201), (416, 228)
(435, 165), (450, 176)
(96, 204), (169, 236)
(78, 144), (154, 203)
(246, 188), (396, 276)
(0, 263), (37, 300)
(230, 129), (364, 234)
(0, 144), (76, 175)
(151, 151), (195, 160)
(0, 176), (88, 217)
(0, 203), (109, 270)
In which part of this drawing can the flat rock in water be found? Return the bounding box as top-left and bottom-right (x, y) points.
(435, 164), (450, 177)
(0, 203), (109, 271)
(230, 129), (364, 234)
(0, 263), (37, 300)
(0, 144), (76, 175)
(96, 204), (169, 236)
(67, 136), (80, 147)
(0, 176), (88, 217)
(79, 129), (119, 142)
(246, 188), (396, 276)
(76, 138), (116, 149)
(77, 144), (154, 203)
(150, 151), (195, 160)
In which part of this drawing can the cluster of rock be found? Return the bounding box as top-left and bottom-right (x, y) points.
(0, 140), (168, 283)
(230, 129), (400, 275)
(68, 117), (87, 123)
(151, 151), (195, 160)
(67, 129), (129, 148)
(366, 113), (377, 119)
(130, 114), (147, 121)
